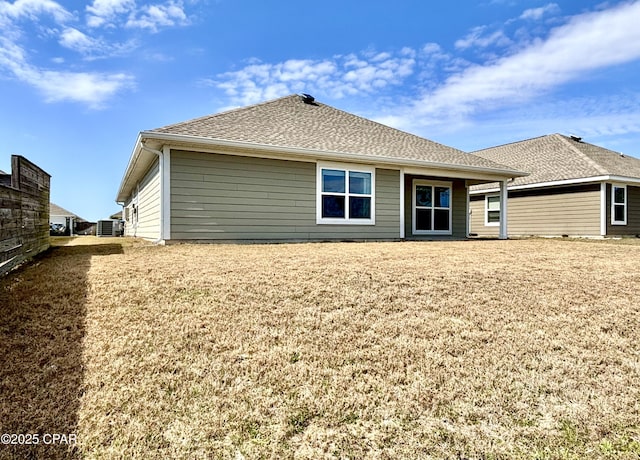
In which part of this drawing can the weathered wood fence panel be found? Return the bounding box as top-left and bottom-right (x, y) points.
(0, 155), (51, 276)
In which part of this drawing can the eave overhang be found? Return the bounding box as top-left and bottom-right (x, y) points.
(116, 131), (528, 202)
(469, 175), (640, 195)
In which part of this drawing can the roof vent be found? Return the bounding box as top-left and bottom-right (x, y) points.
(299, 93), (315, 104)
(570, 135), (582, 142)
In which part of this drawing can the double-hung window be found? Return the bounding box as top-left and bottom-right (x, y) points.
(317, 163), (375, 224)
(611, 185), (627, 225)
(412, 180), (452, 235)
(485, 195), (500, 226)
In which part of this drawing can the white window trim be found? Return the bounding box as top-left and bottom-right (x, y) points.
(485, 194), (500, 227)
(412, 179), (453, 235)
(611, 184), (627, 225)
(316, 161), (376, 225)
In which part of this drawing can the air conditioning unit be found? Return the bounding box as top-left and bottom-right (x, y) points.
(97, 219), (121, 237)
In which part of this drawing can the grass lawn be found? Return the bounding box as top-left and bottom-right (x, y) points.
(1, 237), (639, 459)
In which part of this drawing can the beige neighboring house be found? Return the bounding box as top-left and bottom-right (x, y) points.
(50, 203), (78, 235)
(50, 203), (94, 236)
(469, 134), (640, 238)
(116, 94), (526, 243)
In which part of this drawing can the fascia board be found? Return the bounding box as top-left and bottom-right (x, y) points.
(116, 135), (157, 203)
(469, 176), (612, 195)
(608, 175), (640, 185)
(115, 135), (142, 202)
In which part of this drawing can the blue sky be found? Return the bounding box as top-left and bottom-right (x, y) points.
(1, 0), (640, 221)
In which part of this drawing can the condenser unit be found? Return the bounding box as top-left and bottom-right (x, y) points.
(97, 219), (121, 237)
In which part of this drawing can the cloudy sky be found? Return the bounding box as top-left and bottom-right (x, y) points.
(1, 0), (639, 221)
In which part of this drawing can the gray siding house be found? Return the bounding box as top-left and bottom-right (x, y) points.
(116, 95), (525, 243)
(470, 134), (640, 237)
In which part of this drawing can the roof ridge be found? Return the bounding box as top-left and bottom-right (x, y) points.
(154, 95), (469, 158)
(149, 95), (297, 132)
(554, 133), (609, 175)
(471, 134), (550, 153)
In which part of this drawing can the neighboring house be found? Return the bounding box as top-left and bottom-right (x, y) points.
(116, 94), (525, 243)
(50, 203), (95, 236)
(469, 134), (640, 237)
(50, 203), (77, 235)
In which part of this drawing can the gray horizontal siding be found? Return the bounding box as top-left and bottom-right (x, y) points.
(170, 150), (400, 241)
(470, 184), (601, 237)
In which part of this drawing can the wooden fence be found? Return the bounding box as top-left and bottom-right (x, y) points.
(0, 155), (51, 276)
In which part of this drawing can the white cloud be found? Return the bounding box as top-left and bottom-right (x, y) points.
(422, 43), (443, 55)
(0, 0), (136, 107)
(126, 0), (188, 32)
(278, 59), (337, 82)
(377, 1), (640, 132)
(455, 26), (512, 50)
(0, 0), (194, 107)
(0, 0), (72, 23)
(58, 27), (137, 59)
(519, 3), (560, 21)
(0, 36), (28, 65)
(59, 27), (97, 53)
(207, 1), (640, 149)
(371, 51), (392, 62)
(87, 0), (189, 31)
(0, 35), (134, 108)
(213, 51), (416, 106)
(212, 59), (338, 106)
(19, 67), (134, 107)
(86, 0), (135, 27)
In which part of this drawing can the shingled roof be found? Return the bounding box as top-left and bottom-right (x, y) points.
(472, 133), (640, 189)
(118, 95), (527, 202)
(148, 94), (518, 172)
(50, 203), (87, 221)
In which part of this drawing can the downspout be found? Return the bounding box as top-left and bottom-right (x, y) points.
(399, 168), (405, 239)
(140, 142), (165, 243)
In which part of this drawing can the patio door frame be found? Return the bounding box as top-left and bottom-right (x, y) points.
(412, 179), (453, 236)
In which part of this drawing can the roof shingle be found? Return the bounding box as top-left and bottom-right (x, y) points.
(50, 203), (86, 221)
(149, 94), (519, 172)
(472, 133), (640, 188)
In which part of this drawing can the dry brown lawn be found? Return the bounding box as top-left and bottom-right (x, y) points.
(1, 237), (639, 459)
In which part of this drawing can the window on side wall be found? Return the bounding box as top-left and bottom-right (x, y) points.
(485, 195), (500, 226)
(612, 185), (627, 225)
(317, 163), (375, 225)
